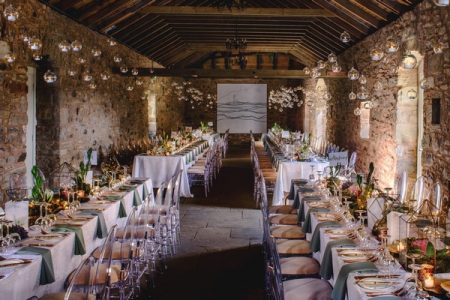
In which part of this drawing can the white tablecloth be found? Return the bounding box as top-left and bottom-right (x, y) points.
(132, 155), (192, 197)
(0, 179), (153, 300)
(273, 161), (329, 205)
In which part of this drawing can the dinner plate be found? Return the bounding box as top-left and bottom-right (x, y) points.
(326, 229), (348, 235)
(357, 277), (402, 291)
(0, 259), (30, 267)
(339, 249), (365, 257)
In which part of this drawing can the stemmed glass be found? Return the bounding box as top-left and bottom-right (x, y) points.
(354, 210), (367, 226)
(309, 165), (315, 181)
(35, 202), (52, 233)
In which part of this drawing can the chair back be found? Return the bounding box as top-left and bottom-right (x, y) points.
(397, 171), (408, 204)
(411, 176), (425, 211)
(433, 181), (443, 211)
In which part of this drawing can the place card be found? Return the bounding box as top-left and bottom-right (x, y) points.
(328, 151), (348, 167)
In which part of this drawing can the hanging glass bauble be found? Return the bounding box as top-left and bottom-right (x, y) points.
(328, 52), (337, 63)
(100, 72), (110, 81)
(43, 70), (57, 83)
(120, 66), (128, 73)
(374, 81), (383, 91)
(347, 67), (360, 80)
(71, 40), (83, 52)
(297, 101), (303, 107)
(58, 40), (71, 52)
(68, 69), (77, 77)
(91, 48), (102, 57)
(29, 38), (43, 51)
(340, 31), (351, 43)
(407, 89), (417, 100)
(78, 57), (87, 65)
(324, 92), (332, 101)
(433, 0), (449, 6)
(357, 86), (369, 100)
(306, 101), (314, 107)
(126, 85), (134, 91)
(303, 67), (311, 75)
(88, 82), (97, 90)
(4, 52), (16, 63)
(349, 91), (357, 100)
(82, 71), (92, 82)
(32, 53), (43, 61)
(401, 52), (417, 69)
(108, 40), (117, 47)
(358, 74), (367, 85)
(354, 107), (361, 116)
(331, 63), (342, 73)
(385, 37), (399, 53)
(131, 68), (139, 76)
(317, 60), (326, 70)
(113, 56), (122, 63)
(311, 68), (320, 79)
(420, 77), (434, 90)
(22, 35), (30, 44)
(4, 4), (19, 22)
(432, 40), (445, 54)
(370, 47), (384, 61)
(364, 101), (374, 109)
(136, 79), (143, 86)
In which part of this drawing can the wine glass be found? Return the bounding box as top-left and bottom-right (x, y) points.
(309, 165), (315, 181)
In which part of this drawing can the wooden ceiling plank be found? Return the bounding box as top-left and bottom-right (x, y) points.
(351, 0), (391, 21)
(141, 6), (336, 17)
(125, 23), (172, 46)
(97, 1), (157, 32)
(114, 17), (164, 41)
(331, 0), (381, 28)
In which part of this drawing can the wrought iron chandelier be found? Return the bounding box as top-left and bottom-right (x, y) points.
(226, 24), (247, 51)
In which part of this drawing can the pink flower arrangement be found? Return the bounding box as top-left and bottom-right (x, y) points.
(412, 239), (428, 254)
(346, 184), (362, 197)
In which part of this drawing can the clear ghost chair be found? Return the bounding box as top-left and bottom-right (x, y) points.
(410, 176), (425, 213)
(431, 182), (443, 217)
(396, 171), (408, 205)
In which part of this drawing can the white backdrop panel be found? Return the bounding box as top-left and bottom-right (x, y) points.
(217, 83), (267, 133)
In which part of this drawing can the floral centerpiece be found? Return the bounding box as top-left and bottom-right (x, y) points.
(326, 165), (342, 195)
(73, 148), (93, 198)
(355, 162), (375, 210)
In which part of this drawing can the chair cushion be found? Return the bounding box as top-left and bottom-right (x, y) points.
(269, 205), (297, 215)
(40, 292), (97, 300)
(68, 264), (121, 286)
(117, 226), (156, 239)
(276, 239), (312, 255)
(271, 225), (305, 239)
(92, 242), (139, 260)
(270, 214), (298, 225)
(280, 257), (320, 276)
(283, 278), (332, 300)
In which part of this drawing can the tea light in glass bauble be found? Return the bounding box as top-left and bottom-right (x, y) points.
(4, 52), (16, 63)
(317, 60), (326, 70)
(331, 63), (342, 73)
(348, 67), (360, 80)
(71, 40), (83, 52)
(91, 48), (102, 57)
(108, 39), (117, 47)
(113, 56), (122, 63)
(78, 57), (87, 65)
(58, 40), (71, 53)
(432, 40), (445, 54)
(32, 53), (43, 61)
(88, 82), (97, 90)
(4, 4), (19, 22)
(349, 91), (357, 100)
(359, 74), (367, 85)
(303, 67), (311, 75)
(67, 69), (77, 77)
(82, 71), (93, 82)
(131, 68), (139, 76)
(401, 52), (417, 69)
(311, 68), (320, 79)
(136, 79), (143, 86)
(43, 70), (57, 83)
(29, 38), (43, 51)
(120, 66), (128, 73)
(354, 107), (361, 116)
(370, 47), (384, 61)
(340, 31), (351, 43)
(328, 52), (337, 63)
(126, 85), (134, 91)
(385, 37), (399, 53)
(100, 72), (110, 81)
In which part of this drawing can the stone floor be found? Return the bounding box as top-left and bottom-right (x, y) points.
(138, 141), (265, 300)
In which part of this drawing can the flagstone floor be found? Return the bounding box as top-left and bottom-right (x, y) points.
(138, 141), (265, 300)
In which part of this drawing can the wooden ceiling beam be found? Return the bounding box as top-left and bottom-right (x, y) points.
(82, 0), (136, 27)
(140, 6), (336, 17)
(351, 0), (392, 21)
(112, 67), (347, 79)
(186, 44), (297, 52)
(114, 17), (164, 41)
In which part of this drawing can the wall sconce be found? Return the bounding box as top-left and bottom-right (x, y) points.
(407, 89), (417, 100)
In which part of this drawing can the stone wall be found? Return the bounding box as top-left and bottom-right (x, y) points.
(0, 0), (183, 192)
(157, 78), (303, 133)
(304, 0), (449, 196)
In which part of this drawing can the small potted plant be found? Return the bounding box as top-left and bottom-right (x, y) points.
(73, 148), (93, 200)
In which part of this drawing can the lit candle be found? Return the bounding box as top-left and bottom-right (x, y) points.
(397, 241), (406, 252)
(423, 275), (435, 288)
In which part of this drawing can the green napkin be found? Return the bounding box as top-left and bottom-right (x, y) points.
(331, 262), (377, 300)
(133, 189), (142, 206)
(301, 207), (329, 233)
(298, 196), (322, 221)
(310, 221), (341, 252)
(17, 246), (55, 285)
(104, 196), (127, 218)
(79, 210), (108, 238)
(52, 226), (86, 255)
(142, 182), (150, 201)
(320, 238), (356, 280)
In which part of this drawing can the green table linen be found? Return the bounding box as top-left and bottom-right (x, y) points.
(133, 189), (142, 206)
(298, 196), (323, 222)
(302, 207), (330, 233)
(331, 262), (377, 300)
(310, 221), (341, 252)
(16, 246), (55, 285)
(52, 226), (86, 255)
(320, 238), (356, 280)
(79, 210), (108, 238)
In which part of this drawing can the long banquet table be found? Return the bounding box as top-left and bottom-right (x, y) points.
(132, 139), (210, 197)
(297, 185), (415, 300)
(262, 134), (329, 206)
(0, 179), (153, 300)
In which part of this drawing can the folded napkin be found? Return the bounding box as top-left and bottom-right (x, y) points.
(103, 195), (127, 218)
(302, 207), (330, 233)
(142, 183), (150, 201)
(79, 210), (108, 238)
(331, 261), (377, 300)
(16, 246), (55, 285)
(52, 226), (86, 255)
(310, 221), (341, 252)
(320, 238), (356, 280)
(298, 196), (322, 222)
(133, 189), (142, 207)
